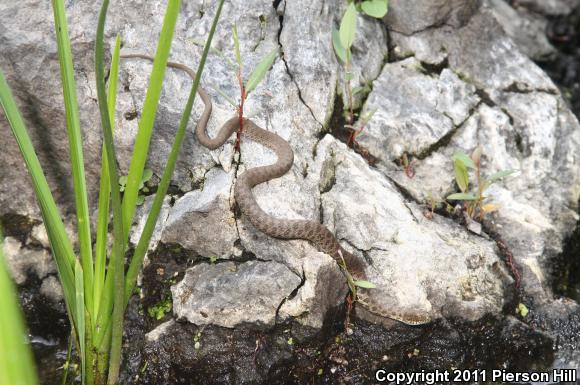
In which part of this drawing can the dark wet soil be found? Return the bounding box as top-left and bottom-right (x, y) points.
(109, 241), (555, 385)
(121, 305), (554, 385)
(19, 275), (69, 385)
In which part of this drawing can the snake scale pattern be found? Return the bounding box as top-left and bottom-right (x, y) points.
(121, 54), (430, 325)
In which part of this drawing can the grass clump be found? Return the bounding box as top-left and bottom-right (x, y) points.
(0, 0), (225, 383)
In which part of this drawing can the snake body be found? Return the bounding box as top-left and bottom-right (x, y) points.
(121, 54), (430, 325)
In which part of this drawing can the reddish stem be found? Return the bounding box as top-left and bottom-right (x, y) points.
(344, 293), (354, 332)
(236, 69), (246, 152)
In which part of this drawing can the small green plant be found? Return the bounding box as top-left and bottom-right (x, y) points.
(332, 0), (388, 147)
(215, 25), (278, 150)
(447, 147), (516, 222)
(193, 331), (202, 350)
(516, 303), (529, 318)
(119, 168), (153, 205)
(338, 251), (376, 314)
(147, 298), (172, 320)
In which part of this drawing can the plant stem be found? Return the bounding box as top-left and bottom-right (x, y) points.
(236, 69), (246, 151)
(51, 0), (94, 314)
(95, 0), (126, 383)
(345, 57), (355, 147)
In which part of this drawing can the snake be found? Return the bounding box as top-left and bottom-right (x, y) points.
(121, 54), (431, 326)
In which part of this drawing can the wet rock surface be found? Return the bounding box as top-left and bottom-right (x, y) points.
(123, 314), (554, 385)
(172, 260), (302, 328)
(0, 0), (579, 384)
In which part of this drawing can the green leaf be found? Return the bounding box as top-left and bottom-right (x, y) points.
(452, 151), (476, 169)
(354, 280), (377, 289)
(0, 67), (77, 328)
(118, 175), (128, 187)
(51, 0), (94, 319)
(142, 168), (153, 183)
(447, 193), (478, 201)
(245, 48), (278, 95)
(361, 0), (388, 18)
(339, 3), (357, 51)
(136, 195), (145, 206)
(232, 24), (242, 68)
(95, 1), (128, 383)
(121, 0), (181, 240)
(486, 169), (516, 183)
(74, 260), (86, 385)
(0, 233), (39, 385)
(332, 28), (347, 63)
(453, 159), (469, 193)
(94, 32), (121, 318)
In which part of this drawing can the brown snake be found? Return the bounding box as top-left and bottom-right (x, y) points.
(121, 54), (431, 325)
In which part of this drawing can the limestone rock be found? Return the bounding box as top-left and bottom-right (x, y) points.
(385, 0), (482, 35)
(172, 260), (301, 328)
(488, 0), (556, 60)
(3, 236), (55, 285)
(161, 168), (237, 258)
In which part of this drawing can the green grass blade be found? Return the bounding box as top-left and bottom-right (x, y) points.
(245, 48), (278, 95)
(121, 0), (181, 238)
(51, 0), (94, 315)
(0, 232), (40, 385)
(125, 0), (225, 305)
(94, 33), (121, 318)
(94, 1), (126, 383)
(74, 260), (86, 385)
(232, 24), (242, 68)
(0, 68), (78, 322)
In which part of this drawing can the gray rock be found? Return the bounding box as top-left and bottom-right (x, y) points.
(3, 236), (55, 285)
(514, 0), (580, 16)
(130, 195), (171, 253)
(161, 168), (238, 258)
(357, 57), (480, 161)
(40, 275), (64, 302)
(374, 6), (580, 307)
(145, 319), (176, 342)
(488, 0), (556, 61)
(278, 0), (338, 126)
(314, 136), (509, 322)
(385, 0), (482, 35)
(391, 10), (557, 95)
(172, 260), (301, 328)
